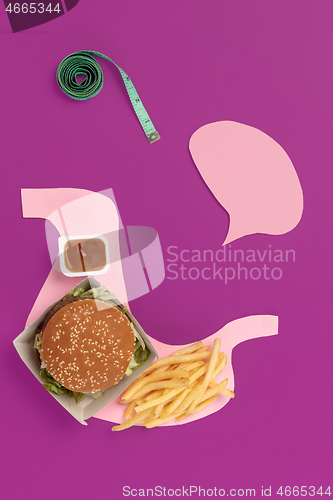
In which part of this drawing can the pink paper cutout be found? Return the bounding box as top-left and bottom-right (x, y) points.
(21, 188), (278, 427)
(189, 121), (304, 245)
(22, 188), (128, 325)
(21, 188), (90, 220)
(22, 188), (165, 324)
(94, 314), (278, 426)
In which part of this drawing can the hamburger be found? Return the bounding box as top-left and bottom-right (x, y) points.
(34, 287), (149, 403)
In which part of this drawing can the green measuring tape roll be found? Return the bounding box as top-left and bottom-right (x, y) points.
(56, 50), (160, 144)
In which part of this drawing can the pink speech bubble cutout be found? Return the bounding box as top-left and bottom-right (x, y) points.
(189, 121), (304, 245)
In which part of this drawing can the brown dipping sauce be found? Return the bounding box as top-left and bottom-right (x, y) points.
(64, 238), (107, 273)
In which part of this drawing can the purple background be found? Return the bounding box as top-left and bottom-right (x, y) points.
(0, 1), (332, 498)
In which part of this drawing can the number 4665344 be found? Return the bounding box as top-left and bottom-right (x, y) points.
(277, 486), (331, 497)
(6, 3), (61, 14)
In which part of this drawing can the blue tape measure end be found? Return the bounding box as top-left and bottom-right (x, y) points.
(147, 131), (161, 144)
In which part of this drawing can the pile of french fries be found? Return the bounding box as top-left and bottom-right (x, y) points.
(112, 338), (234, 431)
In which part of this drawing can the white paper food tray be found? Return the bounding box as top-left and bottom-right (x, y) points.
(13, 277), (157, 425)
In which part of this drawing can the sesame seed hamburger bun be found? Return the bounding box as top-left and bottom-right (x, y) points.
(41, 298), (134, 393)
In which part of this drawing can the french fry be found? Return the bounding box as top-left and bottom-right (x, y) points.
(112, 408), (152, 431)
(221, 387), (235, 398)
(173, 382), (203, 415)
(188, 364), (208, 384)
(152, 385), (180, 417)
(120, 369), (190, 403)
(194, 378), (228, 407)
(151, 365), (173, 374)
(124, 378), (190, 404)
(194, 346), (210, 353)
(155, 363), (181, 373)
(144, 412), (183, 428)
(144, 389), (165, 401)
(176, 394), (221, 421)
(202, 338), (221, 387)
(143, 341), (203, 377)
(154, 402), (166, 418)
(180, 360), (206, 372)
(210, 354), (227, 381)
(135, 387), (186, 413)
(173, 346), (209, 370)
(172, 341), (203, 356)
(153, 393), (170, 418)
(185, 384), (206, 413)
(161, 384), (196, 417)
(136, 389), (165, 406)
(124, 400), (136, 420)
(187, 338), (221, 414)
(138, 352), (212, 377)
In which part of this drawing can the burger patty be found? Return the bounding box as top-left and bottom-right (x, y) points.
(39, 296), (83, 337)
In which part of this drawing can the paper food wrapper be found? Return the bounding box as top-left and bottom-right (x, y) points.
(13, 277), (157, 425)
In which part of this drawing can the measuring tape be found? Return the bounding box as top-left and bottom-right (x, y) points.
(56, 50), (160, 144)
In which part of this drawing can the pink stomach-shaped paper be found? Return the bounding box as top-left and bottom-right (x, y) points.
(95, 314), (278, 427)
(189, 121), (303, 245)
(21, 188), (278, 427)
